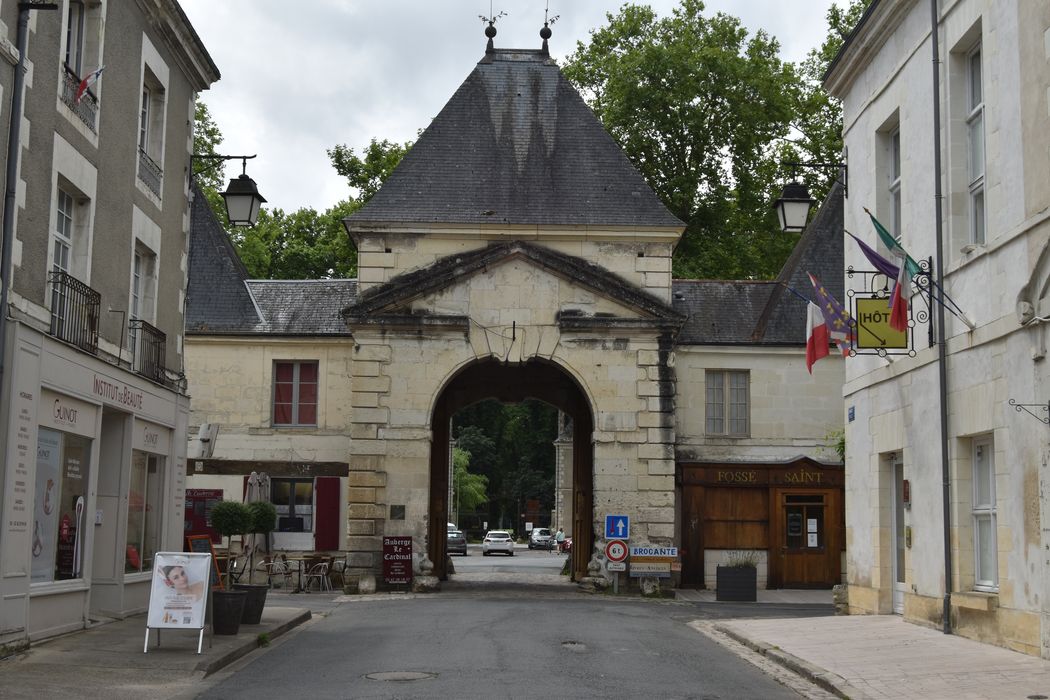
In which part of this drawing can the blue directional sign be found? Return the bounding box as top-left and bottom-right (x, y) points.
(604, 514), (630, 540)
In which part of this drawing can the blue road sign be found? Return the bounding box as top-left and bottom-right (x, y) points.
(604, 514), (630, 540)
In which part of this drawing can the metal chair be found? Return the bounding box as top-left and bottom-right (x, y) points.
(328, 554), (350, 588)
(260, 554), (293, 589)
(301, 560), (331, 592)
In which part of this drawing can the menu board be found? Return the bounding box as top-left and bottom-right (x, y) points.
(382, 536), (412, 585)
(184, 488), (223, 543)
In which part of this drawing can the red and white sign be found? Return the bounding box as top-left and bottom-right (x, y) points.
(605, 539), (628, 563)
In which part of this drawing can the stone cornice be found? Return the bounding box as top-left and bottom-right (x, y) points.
(823, 0), (918, 98)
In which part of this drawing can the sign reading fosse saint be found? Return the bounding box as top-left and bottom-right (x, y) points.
(693, 468), (838, 487)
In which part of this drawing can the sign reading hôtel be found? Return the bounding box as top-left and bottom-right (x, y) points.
(680, 461), (843, 488)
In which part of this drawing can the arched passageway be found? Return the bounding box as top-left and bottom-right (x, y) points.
(429, 359), (594, 581)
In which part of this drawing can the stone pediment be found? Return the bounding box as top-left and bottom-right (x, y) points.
(342, 241), (684, 335)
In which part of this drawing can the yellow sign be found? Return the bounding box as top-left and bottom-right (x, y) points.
(855, 298), (907, 349)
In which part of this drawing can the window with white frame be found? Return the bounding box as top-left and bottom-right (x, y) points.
(273, 361), (319, 427)
(705, 370), (749, 436)
(128, 243), (157, 365)
(972, 436), (997, 591)
(966, 45), (985, 245)
(136, 70), (166, 195)
(889, 127), (902, 243)
(64, 0), (85, 76)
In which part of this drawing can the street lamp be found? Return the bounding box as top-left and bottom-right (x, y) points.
(190, 154), (266, 227)
(772, 162), (847, 233)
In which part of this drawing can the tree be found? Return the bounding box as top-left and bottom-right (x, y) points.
(328, 138), (411, 204)
(452, 447), (489, 513)
(776, 0), (873, 205)
(231, 200), (359, 279)
(563, 0), (802, 280)
(192, 102), (229, 231)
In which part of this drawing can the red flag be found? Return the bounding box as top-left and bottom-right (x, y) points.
(75, 66), (104, 104)
(806, 302), (830, 373)
(889, 260), (910, 332)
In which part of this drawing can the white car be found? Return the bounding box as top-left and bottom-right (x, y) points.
(482, 530), (515, 556)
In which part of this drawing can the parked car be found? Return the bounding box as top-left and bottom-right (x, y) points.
(482, 530), (515, 556)
(447, 529), (468, 556)
(528, 528), (553, 550)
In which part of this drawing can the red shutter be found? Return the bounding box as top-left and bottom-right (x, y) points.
(314, 476), (340, 551)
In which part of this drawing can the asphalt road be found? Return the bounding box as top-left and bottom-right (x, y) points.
(197, 585), (811, 699)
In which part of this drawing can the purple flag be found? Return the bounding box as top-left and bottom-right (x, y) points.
(847, 232), (900, 279)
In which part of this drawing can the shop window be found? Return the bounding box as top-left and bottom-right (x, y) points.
(972, 436), (997, 591)
(705, 370), (749, 436)
(125, 452), (164, 574)
(273, 361), (318, 426)
(32, 428), (92, 583)
(271, 478), (314, 533)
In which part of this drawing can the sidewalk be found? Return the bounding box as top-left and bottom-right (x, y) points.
(699, 614), (1050, 700)
(0, 601), (313, 699)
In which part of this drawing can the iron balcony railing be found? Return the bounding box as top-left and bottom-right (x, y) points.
(59, 65), (98, 132)
(129, 318), (167, 384)
(137, 148), (163, 196)
(48, 270), (100, 354)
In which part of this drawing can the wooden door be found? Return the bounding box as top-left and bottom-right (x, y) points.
(680, 485), (705, 587)
(773, 488), (840, 588)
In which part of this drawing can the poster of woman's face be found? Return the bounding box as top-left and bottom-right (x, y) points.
(147, 553), (210, 629)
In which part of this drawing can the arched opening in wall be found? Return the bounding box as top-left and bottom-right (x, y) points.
(429, 358), (594, 583)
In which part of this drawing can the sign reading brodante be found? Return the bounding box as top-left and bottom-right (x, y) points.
(383, 536), (413, 585)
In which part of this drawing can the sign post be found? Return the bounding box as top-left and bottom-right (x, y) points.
(145, 552), (212, 654)
(605, 539), (628, 593)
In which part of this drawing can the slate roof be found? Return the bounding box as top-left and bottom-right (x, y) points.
(186, 183), (357, 337)
(674, 182), (845, 346)
(347, 49), (683, 230)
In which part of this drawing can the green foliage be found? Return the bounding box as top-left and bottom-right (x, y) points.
(452, 447), (489, 512)
(777, 0), (873, 205)
(257, 632), (271, 647)
(563, 0), (802, 280)
(209, 500), (252, 539)
(231, 200), (359, 279)
(826, 427), (846, 463)
(453, 400), (559, 530)
(247, 501), (278, 534)
(328, 138), (411, 203)
(724, 550), (760, 568)
(192, 102), (229, 231)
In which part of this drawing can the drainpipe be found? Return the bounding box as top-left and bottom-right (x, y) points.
(930, 0), (953, 636)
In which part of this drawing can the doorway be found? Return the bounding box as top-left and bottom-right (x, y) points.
(429, 359), (594, 581)
(773, 488), (841, 588)
(891, 458), (906, 614)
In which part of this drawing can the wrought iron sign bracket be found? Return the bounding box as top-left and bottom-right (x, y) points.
(1008, 399), (1050, 425)
(844, 259), (933, 357)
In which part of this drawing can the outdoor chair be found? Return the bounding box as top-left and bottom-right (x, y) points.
(329, 554), (349, 589)
(260, 554), (293, 589)
(302, 560), (331, 592)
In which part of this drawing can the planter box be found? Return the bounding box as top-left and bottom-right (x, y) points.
(716, 566), (757, 602)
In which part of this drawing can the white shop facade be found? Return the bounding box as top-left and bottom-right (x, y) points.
(0, 325), (188, 646)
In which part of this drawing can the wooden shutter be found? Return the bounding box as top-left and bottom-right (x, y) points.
(314, 476), (340, 551)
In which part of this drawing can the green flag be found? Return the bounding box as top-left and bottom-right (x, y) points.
(868, 211), (922, 279)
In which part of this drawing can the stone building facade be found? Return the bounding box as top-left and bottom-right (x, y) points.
(826, 0), (1050, 655)
(0, 1), (217, 649)
(186, 43), (845, 587)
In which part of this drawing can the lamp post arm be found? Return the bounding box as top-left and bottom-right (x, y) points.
(189, 153), (257, 182)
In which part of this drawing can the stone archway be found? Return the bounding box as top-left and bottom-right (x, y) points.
(428, 358), (594, 581)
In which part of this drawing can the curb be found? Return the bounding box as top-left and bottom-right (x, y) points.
(712, 623), (862, 700)
(195, 609), (312, 676)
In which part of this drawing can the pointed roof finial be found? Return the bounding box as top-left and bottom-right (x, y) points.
(480, 6), (507, 55)
(541, 2), (559, 55)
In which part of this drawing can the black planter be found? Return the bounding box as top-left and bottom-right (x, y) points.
(716, 565), (757, 602)
(212, 589), (247, 635)
(233, 583), (269, 625)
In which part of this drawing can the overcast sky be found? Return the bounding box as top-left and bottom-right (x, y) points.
(179, 1), (840, 214)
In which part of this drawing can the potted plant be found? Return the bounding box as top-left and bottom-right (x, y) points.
(716, 550), (759, 602)
(234, 501), (277, 625)
(209, 500), (252, 634)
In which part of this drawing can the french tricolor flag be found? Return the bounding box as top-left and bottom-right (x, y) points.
(806, 301), (831, 374)
(75, 66), (104, 105)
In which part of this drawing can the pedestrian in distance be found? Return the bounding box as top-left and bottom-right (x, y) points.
(555, 527), (566, 553)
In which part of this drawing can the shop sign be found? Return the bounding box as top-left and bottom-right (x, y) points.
(38, 390), (96, 438)
(629, 545), (678, 579)
(782, 470), (823, 485)
(134, 419), (171, 455)
(383, 536), (413, 585)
